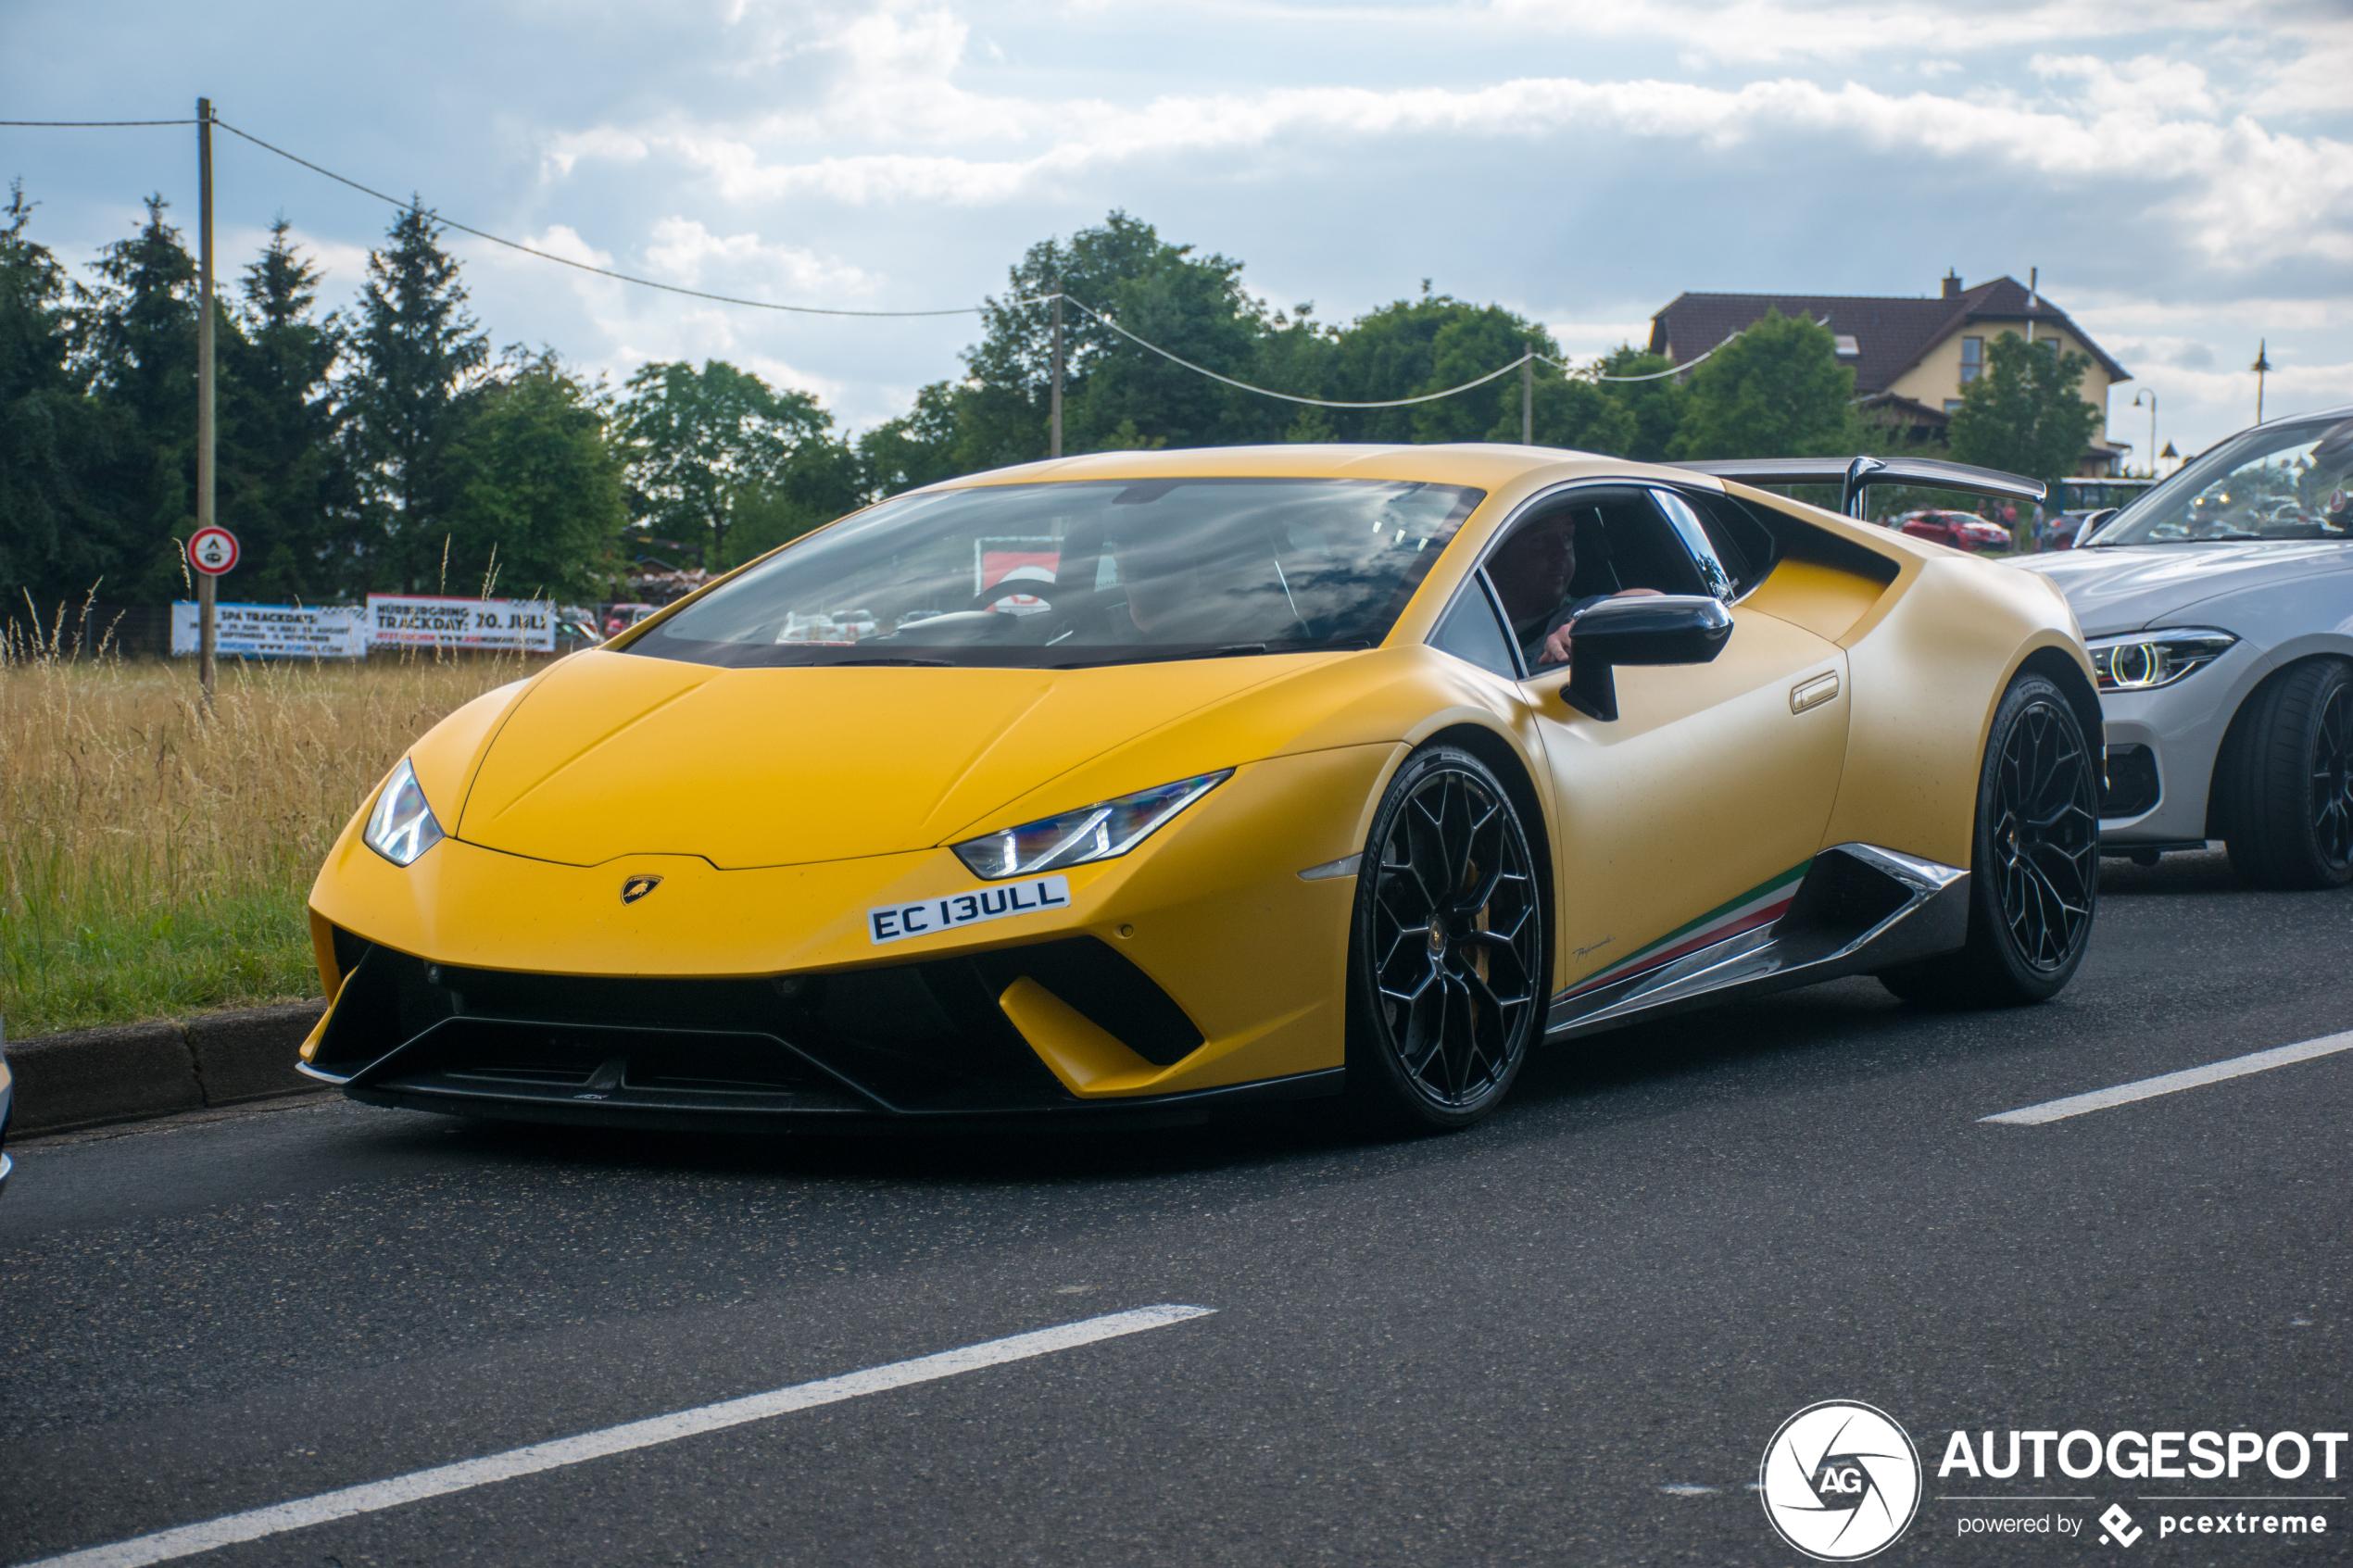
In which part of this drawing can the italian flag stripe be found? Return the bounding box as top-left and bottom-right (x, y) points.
(1561, 859), (1813, 999)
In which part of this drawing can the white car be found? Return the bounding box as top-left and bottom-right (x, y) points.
(2011, 406), (2353, 886)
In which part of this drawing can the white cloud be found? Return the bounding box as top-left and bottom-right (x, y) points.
(556, 69), (2353, 272)
(639, 217), (874, 295)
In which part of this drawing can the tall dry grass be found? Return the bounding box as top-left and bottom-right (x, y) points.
(1, 626), (528, 1036)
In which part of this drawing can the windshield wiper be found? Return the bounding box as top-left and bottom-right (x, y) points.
(823, 656), (955, 666)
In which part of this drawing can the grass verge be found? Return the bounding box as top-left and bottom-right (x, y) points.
(1, 643), (527, 1037)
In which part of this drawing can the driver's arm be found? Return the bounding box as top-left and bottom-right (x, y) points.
(1536, 587), (1665, 668)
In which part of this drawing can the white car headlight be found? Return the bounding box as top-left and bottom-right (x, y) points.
(952, 771), (1231, 880)
(2087, 628), (2237, 692)
(363, 758), (446, 867)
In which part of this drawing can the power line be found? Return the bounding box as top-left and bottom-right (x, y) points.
(1058, 295), (1536, 409)
(214, 118), (995, 318)
(11, 111), (1725, 400)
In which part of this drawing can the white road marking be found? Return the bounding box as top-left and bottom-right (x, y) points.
(19, 1304), (1215, 1568)
(1981, 1030), (2353, 1125)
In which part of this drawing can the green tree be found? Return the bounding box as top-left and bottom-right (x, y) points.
(441, 353), (625, 602)
(616, 359), (832, 568)
(346, 201), (489, 589)
(76, 194), (219, 599)
(0, 182), (126, 608)
(220, 220), (356, 601)
(858, 380), (963, 498)
(1487, 368), (1635, 454)
(1594, 345), (1687, 462)
(955, 211), (1180, 468)
(1947, 332), (2103, 517)
(1670, 307), (1855, 461)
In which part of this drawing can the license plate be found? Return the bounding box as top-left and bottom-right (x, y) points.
(867, 875), (1072, 945)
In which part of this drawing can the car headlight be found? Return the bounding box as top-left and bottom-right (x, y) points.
(363, 758), (446, 866)
(952, 771), (1232, 880)
(2087, 629), (2238, 692)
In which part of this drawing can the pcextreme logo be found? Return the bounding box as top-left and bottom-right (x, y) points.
(1760, 1400), (1924, 1561)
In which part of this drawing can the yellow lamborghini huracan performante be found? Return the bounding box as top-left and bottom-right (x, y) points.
(303, 446), (2102, 1133)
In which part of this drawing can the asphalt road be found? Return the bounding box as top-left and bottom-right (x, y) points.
(4, 849), (2348, 1567)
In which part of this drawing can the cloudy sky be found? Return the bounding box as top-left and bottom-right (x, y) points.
(6, 0), (2348, 461)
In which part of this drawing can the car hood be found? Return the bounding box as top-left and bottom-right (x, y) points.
(452, 648), (1330, 869)
(2009, 540), (2353, 636)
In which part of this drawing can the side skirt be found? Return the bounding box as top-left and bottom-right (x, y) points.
(1543, 843), (1969, 1041)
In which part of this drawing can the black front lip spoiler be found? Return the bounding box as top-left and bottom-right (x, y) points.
(318, 1063), (1344, 1135)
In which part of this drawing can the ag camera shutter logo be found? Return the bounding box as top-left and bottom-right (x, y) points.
(1760, 1400), (1922, 1561)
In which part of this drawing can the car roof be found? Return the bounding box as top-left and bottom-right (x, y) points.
(918, 444), (1663, 494)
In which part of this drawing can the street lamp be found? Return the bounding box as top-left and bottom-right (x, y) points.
(2253, 340), (2272, 423)
(2132, 389), (2157, 478)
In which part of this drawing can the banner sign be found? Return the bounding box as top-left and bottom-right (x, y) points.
(365, 595), (555, 652)
(171, 602), (368, 659)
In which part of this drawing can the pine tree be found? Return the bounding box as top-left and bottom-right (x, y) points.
(346, 201), (487, 590)
(75, 194), (220, 599)
(0, 182), (124, 608)
(222, 219), (357, 600)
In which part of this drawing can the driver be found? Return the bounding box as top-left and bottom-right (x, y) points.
(1105, 533), (1201, 638)
(1489, 511), (1659, 668)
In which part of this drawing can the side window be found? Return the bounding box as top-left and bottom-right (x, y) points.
(1429, 573), (1521, 678)
(1656, 489), (1778, 599)
(1649, 491), (1736, 600)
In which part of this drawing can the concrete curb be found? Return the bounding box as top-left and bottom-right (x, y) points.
(6, 1001), (329, 1136)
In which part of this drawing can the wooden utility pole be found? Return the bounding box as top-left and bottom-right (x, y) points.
(2252, 340), (2271, 423)
(195, 96), (218, 707)
(1521, 341), (1533, 445)
(1049, 290), (1063, 459)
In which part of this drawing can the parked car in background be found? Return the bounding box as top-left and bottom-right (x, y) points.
(553, 608), (605, 654)
(2012, 404), (2353, 885)
(2040, 508), (2113, 551)
(602, 603), (660, 637)
(1895, 509), (2014, 553)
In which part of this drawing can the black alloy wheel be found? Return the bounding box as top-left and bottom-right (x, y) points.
(1988, 690), (2102, 970)
(1346, 746), (1547, 1131)
(1881, 673), (2099, 1007)
(2220, 657), (2353, 890)
(2317, 680), (2353, 868)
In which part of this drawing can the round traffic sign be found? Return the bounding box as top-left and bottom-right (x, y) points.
(188, 526), (240, 577)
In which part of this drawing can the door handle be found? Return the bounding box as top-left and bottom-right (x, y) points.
(1790, 671), (1839, 714)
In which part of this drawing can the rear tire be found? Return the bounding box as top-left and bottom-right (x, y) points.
(1342, 746), (1547, 1133)
(1880, 673), (2099, 1007)
(2217, 659), (2353, 890)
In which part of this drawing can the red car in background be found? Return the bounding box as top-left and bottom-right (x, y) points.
(1894, 508), (2014, 553)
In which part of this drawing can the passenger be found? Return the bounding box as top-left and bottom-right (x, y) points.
(1488, 512), (1658, 668)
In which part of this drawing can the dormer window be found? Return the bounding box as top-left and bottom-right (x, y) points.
(1960, 336), (1984, 384)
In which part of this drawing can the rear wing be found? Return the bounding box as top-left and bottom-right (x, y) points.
(1668, 456), (2045, 520)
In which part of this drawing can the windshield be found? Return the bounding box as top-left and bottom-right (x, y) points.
(2090, 413), (2353, 546)
(624, 478), (1482, 669)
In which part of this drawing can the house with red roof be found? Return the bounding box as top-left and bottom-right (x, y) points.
(1647, 274), (2132, 475)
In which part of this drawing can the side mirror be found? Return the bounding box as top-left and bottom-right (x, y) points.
(1563, 594), (1733, 721)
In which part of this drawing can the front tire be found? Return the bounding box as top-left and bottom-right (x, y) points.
(1343, 746), (1547, 1132)
(2218, 658), (2353, 890)
(1880, 673), (2099, 1007)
